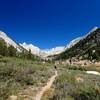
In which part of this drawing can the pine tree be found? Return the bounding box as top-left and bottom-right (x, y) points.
(8, 45), (16, 57)
(2, 45), (8, 56)
(0, 39), (8, 56)
(20, 49), (27, 59)
(0, 40), (4, 56)
(27, 49), (32, 59)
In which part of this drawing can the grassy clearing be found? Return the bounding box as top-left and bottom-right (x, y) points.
(43, 65), (100, 100)
(57, 64), (100, 72)
(1, 57), (100, 100)
(0, 57), (54, 100)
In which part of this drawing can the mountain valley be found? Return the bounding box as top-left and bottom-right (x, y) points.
(0, 27), (100, 100)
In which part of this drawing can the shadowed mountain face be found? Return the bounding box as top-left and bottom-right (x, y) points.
(57, 28), (100, 61)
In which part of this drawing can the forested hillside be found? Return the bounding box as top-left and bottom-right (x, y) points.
(0, 39), (39, 60)
(57, 28), (100, 61)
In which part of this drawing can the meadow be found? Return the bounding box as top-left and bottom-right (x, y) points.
(42, 64), (100, 100)
(0, 56), (100, 100)
(0, 57), (54, 100)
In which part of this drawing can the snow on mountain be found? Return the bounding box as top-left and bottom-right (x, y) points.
(0, 27), (98, 57)
(41, 46), (65, 57)
(83, 27), (98, 39)
(66, 37), (82, 49)
(40, 46), (65, 57)
(66, 27), (99, 49)
(20, 43), (65, 57)
(19, 27), (99, 57)
(19, 42), (41, 56)
(0, 31), (65, 57)
(0, 31), (21, 52)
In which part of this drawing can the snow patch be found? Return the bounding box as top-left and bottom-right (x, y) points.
(86, 71), (100, 75)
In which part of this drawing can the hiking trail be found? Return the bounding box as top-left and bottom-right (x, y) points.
(35, 70), (57, 100)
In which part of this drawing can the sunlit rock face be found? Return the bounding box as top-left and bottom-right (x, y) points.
(0, 31), (21, 52)
(20, 42), (65, 57)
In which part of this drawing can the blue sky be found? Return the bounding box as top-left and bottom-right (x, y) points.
(0, 0), (100, 49)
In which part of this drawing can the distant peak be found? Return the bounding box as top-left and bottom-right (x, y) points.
(22, 42), (27, 45)
(20, 42), (38, 48)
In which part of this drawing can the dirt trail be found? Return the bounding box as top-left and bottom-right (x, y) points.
(35, 70), (57, 100)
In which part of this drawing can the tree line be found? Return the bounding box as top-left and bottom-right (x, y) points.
(0, 39), (37, 60)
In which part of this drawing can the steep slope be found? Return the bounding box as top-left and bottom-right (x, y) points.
(65, 27), (98, 49)
(0, 31), (21, 52)
(0, 31), (40, 60)
(66, 37), (82, 49)
(0, 31), (65, 58)
(57, 27), (100, 60)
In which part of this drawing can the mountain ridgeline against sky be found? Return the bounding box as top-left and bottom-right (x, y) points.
(57, 27), (100, 60)
(0, 27), (100, 59)
(0, 31), (65, 58)
(20, 43), (65, 57)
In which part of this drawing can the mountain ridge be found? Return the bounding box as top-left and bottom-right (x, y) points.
(0, 31), (66, 57)
(20, 42), (65, 57)
(0, 27), (99, 58)
(56, 27), (100, 61)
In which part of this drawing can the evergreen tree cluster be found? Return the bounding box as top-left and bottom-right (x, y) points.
(0, 39), (16, 57)
(0, 39), (36, 60)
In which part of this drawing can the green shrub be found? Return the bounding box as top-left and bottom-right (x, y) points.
(0, 57), (54, 99)
(50, 68), (100, 100)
